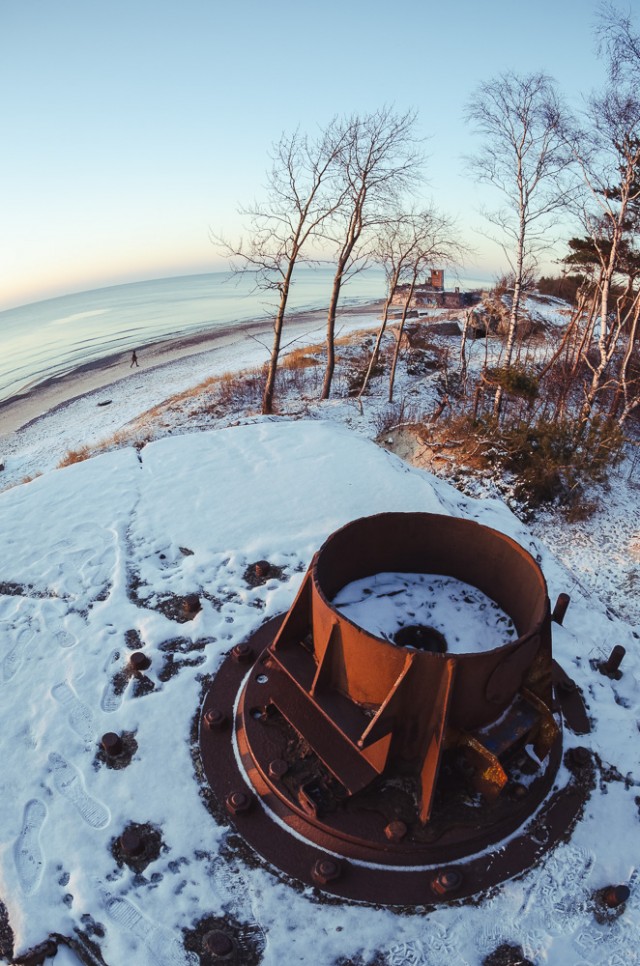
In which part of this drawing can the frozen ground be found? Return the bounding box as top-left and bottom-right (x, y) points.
(0, 298), (639, 964)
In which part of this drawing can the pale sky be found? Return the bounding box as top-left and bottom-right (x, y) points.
(1, 0), (613, 310)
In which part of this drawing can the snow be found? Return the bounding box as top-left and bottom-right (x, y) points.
(332, 573), (517, 653)
(1, 418), (639, 966)
(1, 293), (640, 965)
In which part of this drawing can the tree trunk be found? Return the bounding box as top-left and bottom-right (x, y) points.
(358, 267), (402, 402)
(493, 207), (525, 419)
(618, 289), (640, 425)
(388, 272), (418, 402)
(262, 263), (295, 414)
(578, 233), (621, 426)
(320, 265), (346, 400)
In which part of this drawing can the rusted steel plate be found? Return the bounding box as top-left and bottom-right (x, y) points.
(199, 619), (591, 904)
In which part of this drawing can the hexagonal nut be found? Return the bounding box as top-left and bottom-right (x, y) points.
(384, 820), (407, 843)
(231, 643), (254, 664)
(268, 758), (289, 779)
(311, 857), (342, 885)
(431, 868), (463, 896)
(204, 708), (227, 731)
(225, 790), (253, 816)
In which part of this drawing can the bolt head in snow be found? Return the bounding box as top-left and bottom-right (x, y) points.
(567, 746), (591, 768)
(129, 651), (151, 673)
(182, 593), (201, 617)
(101, 732), (123, 757)
(552, 593), (571, 625)
(603, 885), (631, 908)
(599, 645), (626, 679)
(120, 828), (144, 857)
(203, 930), (235, 958)
(254, 560), (271, 578)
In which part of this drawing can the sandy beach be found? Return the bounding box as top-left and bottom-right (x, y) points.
(0, 302), (381, 439)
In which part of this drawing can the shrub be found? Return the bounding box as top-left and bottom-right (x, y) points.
(482, 415), (624, 510)
(486, 364), (539, 401)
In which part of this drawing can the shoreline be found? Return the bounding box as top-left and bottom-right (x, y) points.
(0, 301), (381, 438)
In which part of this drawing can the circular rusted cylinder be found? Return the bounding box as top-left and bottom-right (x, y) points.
(310, 512), (552, 730)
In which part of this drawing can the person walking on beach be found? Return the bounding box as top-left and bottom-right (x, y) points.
(130, 350), (139, 368)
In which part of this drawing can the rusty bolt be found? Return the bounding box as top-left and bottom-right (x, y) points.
(384, 820), (408, 842)
(231, 642), (254, 664)
(599, 645), (626, 678)
(120, 828), (144, 857)
(226, 790), (253, 815)
(432, 869), (463, 896)
(203, 930), (235, 958)
(129, 651), (151, 673)
(204, 709), (227, 731)
(510, 782), (528, 800)
(254, 560), (271, 578)
(557, 676), (577, 694)
(268, 758), (288, 779)
(567, 745), (591, 768)
(182, 593), (201, 616)
(101, 732), (123, 757)
(552, 593), (571, 625)
(312, 857), (342, 885)
(603, 884), (631, 908)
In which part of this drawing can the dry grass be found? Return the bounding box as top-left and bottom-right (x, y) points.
(58, 445), (94, 468)
(282, 345), (322, 369)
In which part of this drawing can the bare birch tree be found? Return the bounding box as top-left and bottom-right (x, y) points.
(356, 206), (463, 401)
(320, 108), (424, 400)
(216, 123), (346, 414)
(567, 89), (640, 426)
(465, 72), (571, 417)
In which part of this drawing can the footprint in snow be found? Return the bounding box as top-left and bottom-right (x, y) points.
(2, 626), (33, 683)
(54, 628), (77, 649)
(105, 894), (197, 966)
(14, 798), (47, 895)
(51, 680), (95, 742)
(48, 752), (110, 829)
(100, 648), (124, 713)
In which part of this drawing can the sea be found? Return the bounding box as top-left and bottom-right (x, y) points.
(0, 266), (489, 404)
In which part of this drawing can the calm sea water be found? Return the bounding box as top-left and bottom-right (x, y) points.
(0, 266), (487, 403)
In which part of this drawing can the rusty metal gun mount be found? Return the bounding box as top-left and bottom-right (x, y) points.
(200, 513), (592, 905)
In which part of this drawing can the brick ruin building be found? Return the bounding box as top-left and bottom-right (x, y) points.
(392, 269), (482, 310)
